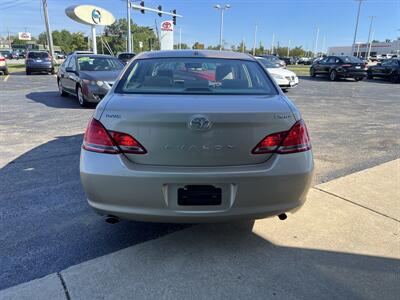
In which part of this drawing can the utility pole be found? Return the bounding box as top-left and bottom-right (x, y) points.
(287, 40), (291, 57)
(42, 0), (54, 60)
(270, 33), (275, 55)
(214, 4), (230, 51)
(252, 24), (258, 55)
(7, 29), (11, 48)
(127, 0), (132, 52)
(351, 0), (366, 56)
(241, 37), (245, 52)
(179, 27), (182, 49)
(368, 31), (374, 58)
(314, 27), (319, 57)
(366, 16), (375, 59)
(321, 36), (326, 57)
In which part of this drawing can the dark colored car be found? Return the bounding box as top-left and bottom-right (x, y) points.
(259, 55), (286, 68)
(367, 58), (400, 83)
(310, 55), (367, 81)
(57, 53), (124, 107)
(117, 52), (136, 64)
(0, 50), (12, 59)
(26, 51), (54, 75)
(279, 57), (295, 66)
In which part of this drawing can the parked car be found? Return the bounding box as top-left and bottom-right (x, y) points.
(259, 55), (286, 68)
(57, 53), (124, 106)
(0, 50), (12, 59)
(256, 56), (299, 91)
(80, 50), (313, 224)
(367, 58), (400, 83)
(117, 52), (136, 64)
(279, 57), (295, 66)
(0, 54), (9, 75)
(55, 51), (66, 59)
(25, 51), (54, 75)
(310, 55), (367, 81)
(18, 51), (26, 59)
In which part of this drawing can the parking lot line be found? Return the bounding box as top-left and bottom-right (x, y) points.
(3, 75), (9, 82)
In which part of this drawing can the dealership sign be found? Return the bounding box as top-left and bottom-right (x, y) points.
(160, 20), (174, 50)
(65, 5), (115, 26)
(18, 32), (31, 41)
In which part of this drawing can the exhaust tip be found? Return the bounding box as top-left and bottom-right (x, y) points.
(278, 213), (287, 221)
(104, 215), (120, 224)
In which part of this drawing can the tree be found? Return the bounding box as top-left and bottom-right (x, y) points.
(289, 46), (305, 57)
(174, 43), (189, 49)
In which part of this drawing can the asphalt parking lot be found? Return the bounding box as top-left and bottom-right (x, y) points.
(0, 73), (399, 290)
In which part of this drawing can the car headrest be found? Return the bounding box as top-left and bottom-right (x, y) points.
(216, 65), (233, 81)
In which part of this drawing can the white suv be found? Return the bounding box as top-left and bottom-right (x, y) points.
(0, 54), (9, 75)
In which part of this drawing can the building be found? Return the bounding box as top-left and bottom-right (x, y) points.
(328, 39), (400, 57)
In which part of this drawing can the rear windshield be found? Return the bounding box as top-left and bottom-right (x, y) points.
(119, 53), (135, 59)
(115, 58), (277, 95)
(340, 56), (363, 63)
(28, 52), (49, 59)
(77, 56), (124, 71)
(257, 57), (278, 68)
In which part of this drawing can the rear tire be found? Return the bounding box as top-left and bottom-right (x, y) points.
(26, 69), (31, 75)
(329, 70), (337, 81)
(77, 85), (89, 107)
(58, 80), (68, 97)
(3, 69), (9, 75)
(51, 68), (55, 75)
(310, 67), (316, 77)
(354, 77), (363, 81)
(390, 73), (399, 83)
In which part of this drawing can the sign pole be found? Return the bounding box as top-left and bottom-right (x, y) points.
(91, 25), (97, 54)
(42, 0), (55, 61)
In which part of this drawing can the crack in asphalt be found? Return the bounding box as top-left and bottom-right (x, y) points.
(57, 272), (71, 300)
(313, 187), (400, 223)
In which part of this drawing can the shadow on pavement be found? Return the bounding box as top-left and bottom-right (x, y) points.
(25, 91), (89, 109)
(61, 223), (400, 299)
(0, 134), (189, 290)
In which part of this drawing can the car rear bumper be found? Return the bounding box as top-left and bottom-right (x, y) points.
(338, 70), (367, 78)
(80, 150), (314, 223)
(26, 64), (53, 71)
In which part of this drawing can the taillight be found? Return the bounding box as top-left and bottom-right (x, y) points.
(82, 118), (146, 154)
(0, 57), (5, 62)
(252, 120), (311, 154)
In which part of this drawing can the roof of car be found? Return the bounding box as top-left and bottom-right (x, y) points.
(135, 50), (254, 61)
(76, 54), (116, 58)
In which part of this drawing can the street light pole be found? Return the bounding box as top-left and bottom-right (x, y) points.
(127, 0), (132, 52)
(314, 27), (319, 57)
(351, 0), (366, 56)
(366, 16), (375, 59)
(252, 24), (258, 55)
(214, 4), (230, 51)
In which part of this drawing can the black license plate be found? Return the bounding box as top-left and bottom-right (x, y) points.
(178, 185), (222, 206)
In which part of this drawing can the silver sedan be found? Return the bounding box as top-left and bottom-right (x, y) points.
(80, 50), (313, 223)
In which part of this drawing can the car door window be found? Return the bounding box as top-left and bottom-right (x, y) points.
(381, 60), (391, 66)
(319, 58), (328, 64)
(326, 57), (337, 64)
(67, 57), (76, 71)
(61, 57), (70, 70)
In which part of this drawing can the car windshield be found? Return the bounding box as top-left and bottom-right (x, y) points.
(116, 57), (277, 95)
(256, 57), (278, 68)
(263, 56), (280, 62)
(28, 52), (49, 59)
(340, 56), (363, 63)
(78, 56), (124, 71)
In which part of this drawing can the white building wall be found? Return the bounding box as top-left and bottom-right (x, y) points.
(328, 40), (400, 57)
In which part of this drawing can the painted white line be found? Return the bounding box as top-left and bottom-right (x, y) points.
(3, 75), (9, 82)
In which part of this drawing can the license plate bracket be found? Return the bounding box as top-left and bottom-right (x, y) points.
(178, 185), (222, 206)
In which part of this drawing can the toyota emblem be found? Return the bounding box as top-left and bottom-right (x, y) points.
(188, 115), (212, 131)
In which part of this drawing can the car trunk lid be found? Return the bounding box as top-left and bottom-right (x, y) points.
(99, 94), (296, 167)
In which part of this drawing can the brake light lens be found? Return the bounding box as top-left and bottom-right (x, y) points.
(252, 120), (311, 154)
(83, 118), (146, 154)
(0, 57), (5, 62)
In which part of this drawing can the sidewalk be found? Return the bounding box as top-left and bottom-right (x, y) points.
(1, 160), (399, 300)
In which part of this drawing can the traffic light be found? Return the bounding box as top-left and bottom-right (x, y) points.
(140, 1), (145, 14)
(172, 9), (177, 25)
(158, 5), (162, 17)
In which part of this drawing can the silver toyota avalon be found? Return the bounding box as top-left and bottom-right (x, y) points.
(80, 50), (313, 223)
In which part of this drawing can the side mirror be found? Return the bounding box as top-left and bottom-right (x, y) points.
(65, 67), (75, 73)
